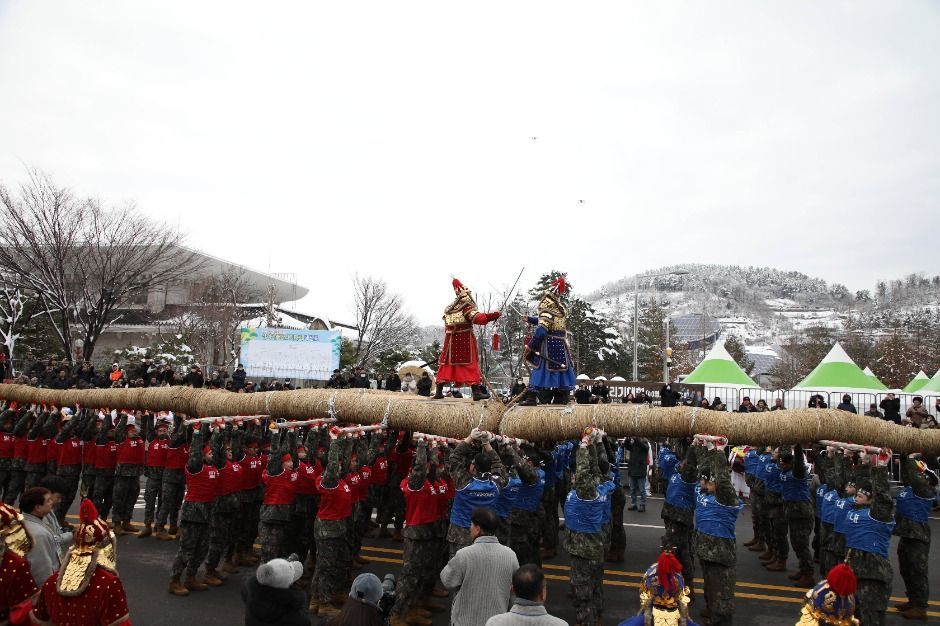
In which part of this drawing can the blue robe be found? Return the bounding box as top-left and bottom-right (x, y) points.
(526, 316), (576, 391)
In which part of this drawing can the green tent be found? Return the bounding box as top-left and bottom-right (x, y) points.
(918, 369), (940, 394)
(903, 370), (930, 394)
(862, 366), (888, 392)
(683, 341), (757, 387)
(793, 343), (883, 392)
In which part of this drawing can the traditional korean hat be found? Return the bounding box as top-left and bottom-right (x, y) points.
(637, 549), (691, 624)
(796, 563), (858, 626)
(0, 501), (32, 558)
(57, 499), (117, 596)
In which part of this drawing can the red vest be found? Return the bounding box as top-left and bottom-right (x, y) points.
(316, 476), (353, 521)
(116, 438), (145, 466)
(46, 438), (59, 462)
(0, 431), (14, 459)
(94, 441), (118, 470)
(57, 437), (83, 467)
(402, 477), (440, 527)
(262, 469), (298, 505)
(295, 460), (322, 495)
(13, 434), (29, 460)
(371, 456), (388, 484)
(164, 445), (188, 470)
(435, 478), (451, 519)
(219, 460), (242, 496)
(82, 441), (96, 466)
(347, 471), (364, 503)
(146, 439), (168, 468)
(26, 437), (48, 464)
(239, 456), (264, 490)
(184, 464), (219, 503)
(357, 466), (372, 501)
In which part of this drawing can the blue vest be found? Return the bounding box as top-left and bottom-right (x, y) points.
(780, 470), (810, 502)
(754, 454), (773, 481)
(845, 507), (895, 558)
(611, 448), (623, 481)
(895, 486), (932, 524)
(694, 489), (743, 540)
(658, 449), (679, 482)
(821, 489), (841, 524)
(513, 469), (545, 513)
(563, 486), (608, 534)
(815, 484), (828, 517)
(450, 477), (500, 528)
(665, 472), (697, 510)
(553, 443), (572, 480)
(832, 497), (855, 535)
(494, 476), (522, 519)
(743, 450), (760, 476)
(598, 481), (616, 523)
(763, 463), (783, 494)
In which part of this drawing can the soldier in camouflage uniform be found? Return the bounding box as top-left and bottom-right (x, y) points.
(0, 408), (16, 503)
(155, 416), (188, 539)
(564, 429), (608, 626)
(742, 446), (768, 554)
(91, 412), (118, 521)
(137, 414), (170, 538)
(605, 438), (626, 563)
(23, 408), (53, 491)
(168, 423), (217, 595)
(258, 427), (297, 563)
(233, 427), (265, 566)
(52, 409), (87, 528)
(389, 438), (441, 626)
(542, 441), (572, 560)
(309, 431), (354, 617)
(760, 447), (788, 572)
(892, 453), (934, 620)
(77, 411), (99, 504)
(508, 444), (547, 567)
(446, 430), (507, 558)
(662, 445), (700, 595)
(204, 424), (244, 582)
(843, 451), (894, 626)
(112, 412), (145, 534)
(286, 425), (321, 571)
(778, 444), (815, 587)
(693, 441), (744, 626)
(4, 409), (32, 506)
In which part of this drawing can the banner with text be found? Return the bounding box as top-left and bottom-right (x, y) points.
(239, 327), (341, 380)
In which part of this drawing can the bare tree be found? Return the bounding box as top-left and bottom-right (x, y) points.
(0, 169), (203, 360)
(0, 284), (26, 374)
(352, 275), (417, 368)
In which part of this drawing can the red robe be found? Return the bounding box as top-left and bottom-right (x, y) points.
(1, 550), (38, 626)
(30, 567), (130, 626)
(437, 306), (491, 385)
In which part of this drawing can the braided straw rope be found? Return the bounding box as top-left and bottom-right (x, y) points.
(1, 384), (938, 452)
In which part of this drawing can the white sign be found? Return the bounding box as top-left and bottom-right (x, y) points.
(239, 327), (341, 380)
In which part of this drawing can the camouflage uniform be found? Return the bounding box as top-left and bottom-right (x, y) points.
(391, 441), (441, 618)
(3, 410), (31, 505)
(894, 455), (932, 611)
(24, 410), (53, 491)
(0, 409), (19, 503)
(564, 443), (607, 626)
(693, 448), (742, 626)
(112, 414), (144, 525)
(53, 411), (88, 524)
(142, 456), (165, 526)
(91, 414), (116, 520)
(783, 444), (814, 575)
(847, 464), (892, 626)
(170, 427), (213, 579)
(312, 437), (354, 604)
(508, 446), (545, 567)
(661, 446), (699, 583)
(258, 430), (296, 563)
(445, 440), (508, 558)
(205, 427), (241, 571)
(156, 425), (189, 530)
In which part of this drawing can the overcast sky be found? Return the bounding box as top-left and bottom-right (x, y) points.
(1, 1), (937, 326)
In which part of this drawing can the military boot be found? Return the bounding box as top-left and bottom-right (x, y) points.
(137, 522), (153, 539)
(758, 550), (776, 563)
(168, 576), (189, 596)
(121, 521), (139, 533)
(895, 601), (913, 612)
(184, 576), (208, 592)
(154, 525), (172, 540)
(167, 524), (179, 537)
(433, 387), (445, 400)
(390, 615), (409, 626)
(203, 568), (224, 586)
(743, 535), (760, 547)
(792, 572), (815, 587)
(747, 540), (767, 552)
(899, 606), (928, 620)
(222, 555), (240, 574)
(404, 609), (432, 626)
(765, 558), (787, 572)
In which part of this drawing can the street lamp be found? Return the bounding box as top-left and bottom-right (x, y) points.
(632, 270), (689, 382)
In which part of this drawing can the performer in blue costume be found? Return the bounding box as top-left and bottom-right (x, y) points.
(520, 276), (576, 406)
(618, 549), (700, 626)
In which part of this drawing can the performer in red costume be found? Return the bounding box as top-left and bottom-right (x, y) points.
(434, 278), (501, 401)
(1, 501), (39, 626)
(30, 498), (131, 626)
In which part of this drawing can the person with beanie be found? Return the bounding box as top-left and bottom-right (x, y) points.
(328, 572), (385, 626)
(241, 557), (309, 626)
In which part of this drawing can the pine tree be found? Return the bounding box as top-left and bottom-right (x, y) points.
(527, 271), (571, 303)
(722, 334), (755, 375)
(635, 297), (668, 381)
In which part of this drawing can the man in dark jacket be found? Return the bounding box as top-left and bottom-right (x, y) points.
(879, 393), (901, 423)
(574, 384), (591, 405)
(384, 373), (402, 392)
(184, 365), (205, 388)
(660, 384), (680, 408)
(416, 373), (432, 397)
(232, 364), (247, 390)
(625, 437), (650, 512)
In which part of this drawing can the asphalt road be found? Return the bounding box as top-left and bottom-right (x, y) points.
(63, 494), (940, 625)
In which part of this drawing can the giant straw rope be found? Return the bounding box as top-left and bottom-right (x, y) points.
(1, 384), (938, 453)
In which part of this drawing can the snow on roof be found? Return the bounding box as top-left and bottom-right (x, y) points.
(819, 343), (854, 365)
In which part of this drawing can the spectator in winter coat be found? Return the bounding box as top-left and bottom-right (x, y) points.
(879, 393), (901, 423)
(659, 384), (680, 407)
(574, 384), (592, 405)
(108, 364), (124, 384)
(625, 438), (650, 512)
(906, 397), (930, 428)
(737, 397), (757, 413)
(864, 404), (883, 418)
(326, 370), (347, 389)
(400, 373), (417, 393)
(242, 558), (309, 626)
(416, 373), (432, 397)
(51, 371), (70, 390)
(808, 394), (828, 409)
(75, 362), (96, 386)
(384, 373), (402, 392)
(754, 399), (769, 412)
(20, 487), (60, 587)
(836, 394), (857, 414)
(484, 565), (566, 626)
(231, 364), (247, 389)
(770, 398), (786, 411)
(183, 365), (204, 388)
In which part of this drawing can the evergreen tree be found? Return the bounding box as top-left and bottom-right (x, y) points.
(722, 334), (755, 375)
(875, 331), (918, 389)
(527, 271), (571, 303)
(635, 297), (668, 381)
